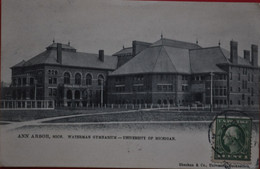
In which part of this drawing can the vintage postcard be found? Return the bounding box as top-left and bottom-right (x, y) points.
(0, 0), (259, 168)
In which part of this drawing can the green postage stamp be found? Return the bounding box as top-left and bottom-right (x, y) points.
(213, 116), (252, 164)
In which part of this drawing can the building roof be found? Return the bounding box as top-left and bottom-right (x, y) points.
(151, 38), (201, 49)
(110, 45), (191, 75)
(220, 48), (251, 66)
(113, 47), (132, 56)
(12, 43), (118, 70)
(12, 60), (26, 68)
(189, 47), (229, 73)
(46, 43), (76, 51)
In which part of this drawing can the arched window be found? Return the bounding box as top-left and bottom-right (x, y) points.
(98, 74), (104, 86)
(75, 73), (81, 85)
(157, 99), (162, 105)
(64, 72), (70, 84)
(66, 90), (72, 99)
(75, 90), (80, 99)
(163, 99), (167, 104)
(86, 74), (92, 86)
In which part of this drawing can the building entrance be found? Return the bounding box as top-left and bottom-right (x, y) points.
(194, 93), (203, 103)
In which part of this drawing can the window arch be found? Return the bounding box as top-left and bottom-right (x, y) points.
(75, 90), (80, 99)
(64, 72), (70, 84)
(157, 99), (162, 105)
(66, 90), (72, 99)
(98, 74), (105, 86)
(75, 73), (81, 85)
(86, 74), (92, 86)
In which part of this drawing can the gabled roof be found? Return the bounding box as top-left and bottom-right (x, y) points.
(151, 38), (201, 49)
(189, 47), (229, 73)
(113, 47), (132, 56)
(12, 43), (118, 70)
(110, 45), (191, 76)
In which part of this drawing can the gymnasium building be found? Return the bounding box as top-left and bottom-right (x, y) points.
(9, 37), (259, 108)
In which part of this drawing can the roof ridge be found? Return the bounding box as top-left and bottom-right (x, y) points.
(162, 46), (178, 73)
(189, 46), (219, 51)
(162, 38), (199, 46)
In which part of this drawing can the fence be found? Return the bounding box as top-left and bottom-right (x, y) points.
(0, 100), (55, 110)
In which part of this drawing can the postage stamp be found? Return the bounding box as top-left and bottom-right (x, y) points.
(212, 116), (252, 164)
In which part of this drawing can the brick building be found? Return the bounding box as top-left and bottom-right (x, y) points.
(10, 42), (117, 108)
(107, 38), (259, 108)
(9, 37), (259, 108)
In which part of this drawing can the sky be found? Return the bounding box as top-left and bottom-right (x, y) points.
(1, 0), (260, 83)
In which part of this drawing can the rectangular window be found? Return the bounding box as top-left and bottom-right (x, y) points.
(30, 78), (34, 85)
(48, 88), (52, 96)
(157, 85), (162, 91)
(163, 85), (167, 91)
(53, 89), (57, 96)
(13, 79), (17, 86)
(53, 78), (57, 84)
(169, 85), (173, 91)
(22, 78), (27, 85)
(224, 88), (227, 96)
(49, 78), (52, 84)
(219, 87), (223, 96)
(215, 88), (219, 96)
(230, 72), (232, 80)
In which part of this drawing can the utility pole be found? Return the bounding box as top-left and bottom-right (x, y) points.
(34, 79), (37, 101)
(210, 72), (214, 112)
(101, 79), (103, 106)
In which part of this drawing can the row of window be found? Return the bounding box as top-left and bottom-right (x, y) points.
(230, 99), (254, 105)
(63, 72), (104, 85)
(157, 85), (173, 92)
(115, 86), (125, 93)
(230, 87), (255, 95)
(181, 84), (188, 92)
(133, 85), (144, 92)
(48, 69), (58, 75)
(48, 88), (57, 97)
(230, 72), (260, 82)
(13, 77), (38, 86)
(237, 73), (254, 82)
(214, 87), (227, 96)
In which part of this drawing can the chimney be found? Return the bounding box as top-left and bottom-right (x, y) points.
(99, 50), (104, 62)
(230, 41), (238, 64)
(132, 40), (151, 57)
(243, 50), (250, 62)
(251, 44), (258, 67)
(57, 43), (62, 64)
(132, 41), (137, 56)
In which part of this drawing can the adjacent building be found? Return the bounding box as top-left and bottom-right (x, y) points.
(107, 38), (259, 108)
(10, 42), (117, 108)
